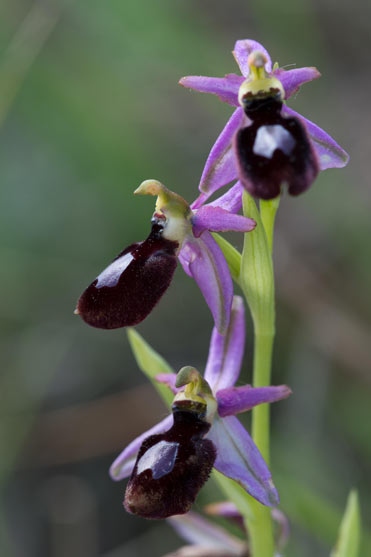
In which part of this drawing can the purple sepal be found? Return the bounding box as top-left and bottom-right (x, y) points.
(191, 206), (255, 238)
(204, 501), (245, 531)
(178, 245), (193, 278)
(204, 297), (245, 392)
(276, 67), (321, 99)
(109, 415), (173, 481)
(199, 108), (244, 194)
(217, 385), (292, 417)
(168, 511), (244, 552)
(155, 372), (178, 394)
(282, 105), (349, 169)
(162, 547), (240, 557)
(233, 39), (272, 76)
(178, 232), (233, 335)
(179, 74), (243, 106)
(207, 415), (279, 507)
(205, 501), (241, 520)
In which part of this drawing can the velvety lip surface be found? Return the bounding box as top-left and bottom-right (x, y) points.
(77, 222), (178, 329)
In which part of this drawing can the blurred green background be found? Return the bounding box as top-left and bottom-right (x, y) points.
(1, 0), (370, 555)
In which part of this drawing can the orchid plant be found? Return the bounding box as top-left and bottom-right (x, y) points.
(76, 39), (359, 557)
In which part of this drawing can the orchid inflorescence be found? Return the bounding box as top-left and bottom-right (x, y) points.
(76, 39), (348, 556)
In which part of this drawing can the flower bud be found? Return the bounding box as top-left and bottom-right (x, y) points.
(124, 401), (216, 519)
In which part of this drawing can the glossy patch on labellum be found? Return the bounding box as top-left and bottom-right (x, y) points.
(76, 217), (178, 329)
(124, 404), (216, 519)
(235, 97), (319, 199)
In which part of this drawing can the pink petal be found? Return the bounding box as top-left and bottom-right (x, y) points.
(155, 373), (178, 394)
(190, 182), (243, 213)
(191, 206), (255, 238)
(203, 182), (244, 213)
(275, 66), (321, 99)
(217, 385), (292, 417)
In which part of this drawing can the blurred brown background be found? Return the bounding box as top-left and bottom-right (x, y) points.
(0, 0), (370, 555)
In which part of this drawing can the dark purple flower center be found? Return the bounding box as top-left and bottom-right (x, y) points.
(76, 216), (178, 329)
(235, 97), (319, 199)
(124, 403), (216, 519)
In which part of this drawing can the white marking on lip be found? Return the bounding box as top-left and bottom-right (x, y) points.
(137, 440), (179, 479)
(253, 125), (295, 159)
(96, 252), (134, 288)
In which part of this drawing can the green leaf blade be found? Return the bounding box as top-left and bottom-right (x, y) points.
(127, 328), (174, 407)
(332, 490), (361, 557)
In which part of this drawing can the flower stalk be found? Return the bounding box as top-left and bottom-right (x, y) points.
(239, 191), (279, 557)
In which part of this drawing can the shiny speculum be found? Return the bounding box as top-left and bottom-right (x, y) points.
(235, 96), (319, 199)
(124, 401), (216, 519)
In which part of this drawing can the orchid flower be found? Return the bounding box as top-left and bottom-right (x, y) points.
(163, 502), (289, 556)
(205, 502), (290, 556)
(110, 296), (291, 516)
(76, 180), (252, 334)
(180, 39), (349, 199)
(165, 511), (247, 557)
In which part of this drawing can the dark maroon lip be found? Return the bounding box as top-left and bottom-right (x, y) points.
(76, 220), (179, 329)
(124, 409), (216, 519)
(235, 98), (319, 200)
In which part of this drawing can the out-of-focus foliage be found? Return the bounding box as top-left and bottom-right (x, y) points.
(0, 1), (370, 556)
(331, 490), (360, 557)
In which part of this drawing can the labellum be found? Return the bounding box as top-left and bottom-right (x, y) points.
(124, 400), (216, 519)
(235, 51), (319, 200)
(76, 215), (178, 329)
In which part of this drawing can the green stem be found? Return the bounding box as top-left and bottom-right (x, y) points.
(245, 498), (275, 557)
(250, 198), (278, 464)
(237, 194), (279, 557)
(246, 324), (275, 557)
(251, 329), (275, 464)
(260, 197), (280, 253)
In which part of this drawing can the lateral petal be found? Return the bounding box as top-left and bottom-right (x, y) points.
(191, 182), (243, 214)
(191, 206), (255, 238)
(275, 66), (321, 99)
(217, 385), (292, 417)
(155, 372), (178, 394)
